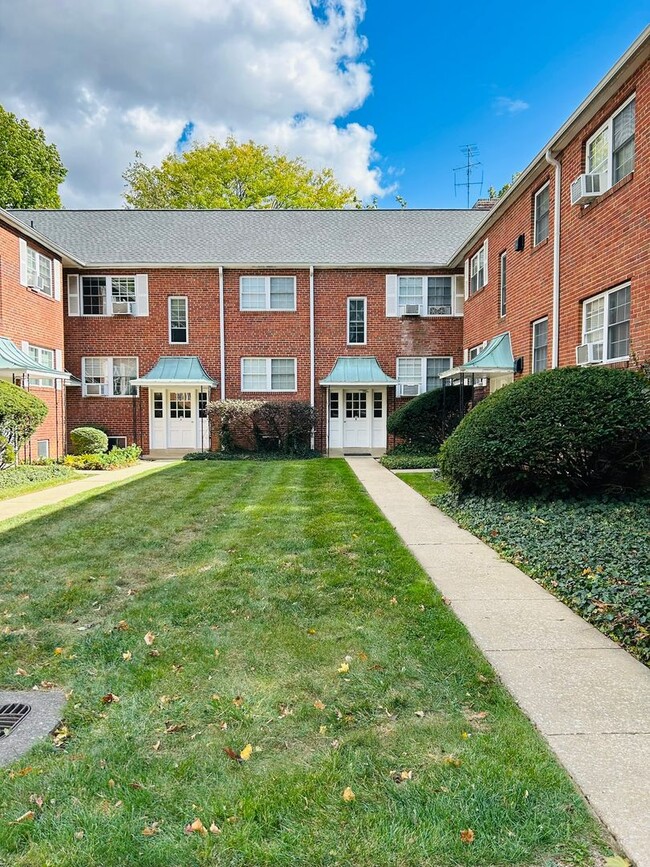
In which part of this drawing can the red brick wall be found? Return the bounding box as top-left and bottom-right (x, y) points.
(0, 219), (66, 459)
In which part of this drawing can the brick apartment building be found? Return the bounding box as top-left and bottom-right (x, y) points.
(1, 26), (648, 457)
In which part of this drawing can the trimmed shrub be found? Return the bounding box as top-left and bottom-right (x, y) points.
(379, 454), (439, 470)
(0, 463), (76, 490)
(439, 367), (650, 497)
(0, 380), (48, 469)
(64, 444), (141, 470)
(70, 427), (109, 455)
(183, 449), (320, 462)
(252, 401), (316, 454)
(387, 384), (473, 450)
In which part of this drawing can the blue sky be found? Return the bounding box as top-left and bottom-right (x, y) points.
(350, 2), (648, 207)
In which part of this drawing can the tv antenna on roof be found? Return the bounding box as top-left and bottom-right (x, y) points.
(454, 145), (483, 208)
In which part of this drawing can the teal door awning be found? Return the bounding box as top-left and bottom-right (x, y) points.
(0, 336), (70, 380)
(131, 356), (217, 387)
(320, 356), (397, 387)
(440, 332), (515, 379)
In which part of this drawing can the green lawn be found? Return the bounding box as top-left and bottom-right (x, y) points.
(0, 461), (606, 866)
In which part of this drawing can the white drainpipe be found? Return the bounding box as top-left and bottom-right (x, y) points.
(309, 265), (315, 449)
(545, 149), (561, 368)
(218, 265), (226, 397)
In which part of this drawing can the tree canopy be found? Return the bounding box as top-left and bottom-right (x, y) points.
(123, 137), (358, 209)
(0, 106), (67, 209)
(488, 172), (522, 200)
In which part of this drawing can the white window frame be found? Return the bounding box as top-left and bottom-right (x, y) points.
(240, 357), (297, 393)
(396, 357), (453, 393)
(397, 275), (457, 315)
(469, 243), (487, 295)
(27, 344), (55, 388)
(533, 182), (550, 246)
(26, 247), (53, 298)
(239, 276), (296, 312)
(499, 251), (507, 318)
(80, 275), (137, 316)
(585, 93), (636, 192)
(37, 439), (49, 459)
(347, 297), (367, 345)
(532, 317), (549, 373)
(168, 296), (189, 344)
(581, 282), (631, 364)
(82, 356), (139, 397)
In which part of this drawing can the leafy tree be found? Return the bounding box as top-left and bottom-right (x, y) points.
(487, 172), (522, 200)
(0, 106), (67, 208)
(123, 137), (357, 209)
(0, 380), (48, 468)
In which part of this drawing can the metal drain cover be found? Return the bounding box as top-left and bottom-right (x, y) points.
(0, 702), (31, 738)
(0, 690), (66, 767)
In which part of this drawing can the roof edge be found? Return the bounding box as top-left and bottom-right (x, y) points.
(0, 208), (85, 267)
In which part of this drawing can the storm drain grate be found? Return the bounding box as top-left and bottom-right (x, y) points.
(0, 703), (31, 739)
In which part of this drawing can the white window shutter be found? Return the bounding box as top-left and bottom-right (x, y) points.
(55, 349), (63, 390)
(21, 340), (30, 354)
(67, 274), (80, 316)
(463, 348), (469, 363)
(484, 238), (489, 284)
(385, 274), (398, 317)
(135, 274), (149, 316)
(19, 238), (28, 286)
(420, 358), (427, 394)
(454, 275), (464, 316)
(463, 258), (469, 300)
(53, 260), (62, 301)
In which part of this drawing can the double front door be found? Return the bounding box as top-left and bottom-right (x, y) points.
(328, 388), (386, 450)
(150, 389), (209, 451)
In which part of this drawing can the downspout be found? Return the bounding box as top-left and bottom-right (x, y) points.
(309, 266), (315, 449)
(545, 149), (561, 369)
(218, 266), (226, 398)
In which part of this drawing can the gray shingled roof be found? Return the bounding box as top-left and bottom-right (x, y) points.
(9, 209), (486, 267)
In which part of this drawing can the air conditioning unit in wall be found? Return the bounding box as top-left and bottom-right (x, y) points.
(85, 383), (108, 396)
(575, 342), (603, 365)
(398, 383), (421, 397)
(400, 304), (421, 317)
(428, 305), (452, 316)
(112, 300), (136, 315)
(570, 173), (604, 206)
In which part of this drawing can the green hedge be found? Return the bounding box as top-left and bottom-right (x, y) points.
(64, 445), (141, 470)
(0, 463), (76, 490)
(387, 385), (472, 450)
(70, 427), (109, 455)
(379, 454), (439, 470)
(439, 367), (650, 497)
(183, 449), (320, 462)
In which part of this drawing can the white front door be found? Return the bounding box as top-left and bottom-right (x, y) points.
(168, 391), (195, 448)
(343, 390), (370, 448)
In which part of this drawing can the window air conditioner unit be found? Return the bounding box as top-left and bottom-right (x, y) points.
(85, 383), (108, 396)
(112, 300), (136, 315)
(570, 173), (604, 206)
(428, 305), (452, 316)
(399, 383), (421, 397)
(400, 304), (421, 317)
(575, 342), (602, 365)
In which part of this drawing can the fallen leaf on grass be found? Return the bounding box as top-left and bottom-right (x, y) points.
(604, 859), (630, 867)
(185, 818), (208, 836)
(232, 696), (244, 707)
(144, 632), (155, 646)
(121, 651), (132, 661)
(278, 704), (293, 717)
(9, 766), (36, 779)
(10, 811), (35, 824)
(460, 828), (475, 843)
(313, 700), (326, 710)
(391, 770), (413, 783)
(414, 710), (425, 718)
(389, 597), (398, 605)
(165, 722), (186, 734)
(209, 822), (221, 835)
(15, 668), (28, 677)
(224, 747), (242, 762)
(29, 794), (44, 808)
(54, 647), (63, 655)
(239, 744), (253, 761)
(443, 755), (462, 767)
(74, 830), (84, 840)
(342, 787), (355, 802)
(101, 693), (119, 704)
(129, 781), (144, 790)
(116, 620), (129, 631)
(152, 740), (161, 752)
(142, 822), (159, 837)
(149, 649), (161, 658)
(52, 725), (71, 746)
(337, 663), (349, 674)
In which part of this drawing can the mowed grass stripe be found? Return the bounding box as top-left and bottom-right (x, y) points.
(0, 460), (605, 866)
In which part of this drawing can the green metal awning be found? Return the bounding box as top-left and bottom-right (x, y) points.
(320, 356), (397, 387)
(0, 336), (70, 380)
(131, 356), (217, 387)
(439, 332), (515, 379)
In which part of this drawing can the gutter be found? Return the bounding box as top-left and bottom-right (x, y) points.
(545, 149), (562, 369)
(309, 266), (315, 449)
(218, 266), (225, 398)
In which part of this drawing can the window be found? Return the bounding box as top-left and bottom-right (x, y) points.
(241, 358), (296, 392)
(470, 244), (487, 294)
(82, 357), (138, 397)
(397, 276), (455, 314)
(345, 391), (366, 419)
(26, 248), (53, 297)
(37, 440), (49, 459)
(80, 276), (137, 316)
(27, 345), (54, 388)
(534, 183), (550, 246)
(347, 297), (366, 344)
(373, 392), (383, 418)
(240, 276), (296, 311)
(532, 318), (548, 373)
(198, 391), (208, 418)
(499, 251), (507, 317)
(330, 391), (339, 419)
(169, 392), (192, 419)
(169, 297), (188, 343)
(586, 95), (635, 190)
(582, 283), (631, 362)
(153, 391), (164, 418)
(396, 357), (453, 392)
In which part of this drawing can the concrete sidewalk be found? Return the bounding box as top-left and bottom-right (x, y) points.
(346, 457), (650, 867)
(0, 460), (178, 524)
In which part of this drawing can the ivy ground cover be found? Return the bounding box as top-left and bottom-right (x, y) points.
(0, 461), (607, 866)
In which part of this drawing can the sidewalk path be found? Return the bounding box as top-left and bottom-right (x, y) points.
(346, 457), (650, 867)
(0, 461), (178, 524)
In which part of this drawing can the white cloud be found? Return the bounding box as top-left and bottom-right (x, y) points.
(493, 96), (530, 116)
(0, 0), (385, 207)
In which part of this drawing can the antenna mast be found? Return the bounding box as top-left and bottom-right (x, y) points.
(454, 145), (483, 208)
